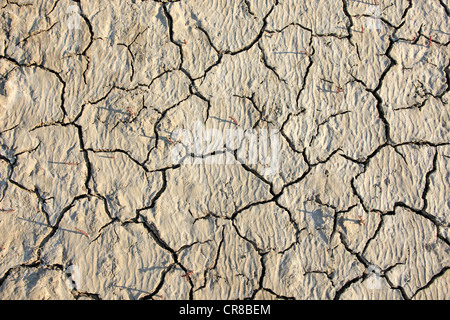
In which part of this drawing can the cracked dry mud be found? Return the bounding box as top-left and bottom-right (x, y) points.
(0, 0), (449, 300)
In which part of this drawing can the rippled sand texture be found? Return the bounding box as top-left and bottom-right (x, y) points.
(0, 0), (449, 300)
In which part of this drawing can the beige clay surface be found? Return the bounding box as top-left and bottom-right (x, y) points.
(0, 0), (449, 300)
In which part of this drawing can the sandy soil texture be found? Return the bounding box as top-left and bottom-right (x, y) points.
(0, 0), (449, 300)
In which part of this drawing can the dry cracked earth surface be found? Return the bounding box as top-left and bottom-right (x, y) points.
(0, 0), (449, 300)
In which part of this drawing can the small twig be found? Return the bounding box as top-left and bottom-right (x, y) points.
(358, 215), (366, 227)
(63, 162), (78, 166)
(229, 116), (239, 126)
(300, 50), (311, 57)
(336, 85), (343, 93)
(168, 137), (181, 145)
(127, 106), (134, 117)
(75, 227), (89, 238)
(181, 270), (194, 280)
(0, 209), (15, 213)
